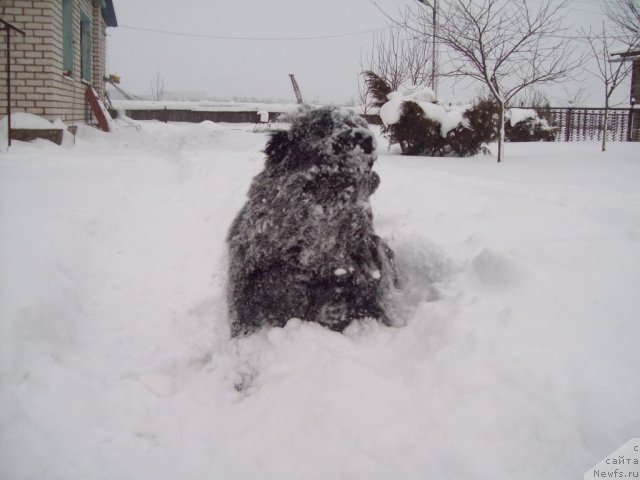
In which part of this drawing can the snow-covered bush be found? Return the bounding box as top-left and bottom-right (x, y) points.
(363, 70), (393, 109)
(385, 101), (447, 156)
(365, 73), (556, 155)
(379, 87), (497, 157)
(505, 107), (556, 142)
(446, 98), (501, 156)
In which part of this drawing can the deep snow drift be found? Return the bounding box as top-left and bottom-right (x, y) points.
(1, 120), (639, 479)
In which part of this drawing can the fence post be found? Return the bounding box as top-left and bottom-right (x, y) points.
(565, 108), (572, 142)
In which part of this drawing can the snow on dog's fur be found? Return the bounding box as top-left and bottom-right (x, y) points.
(227, 107), (397, 336)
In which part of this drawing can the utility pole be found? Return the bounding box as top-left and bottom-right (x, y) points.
(431, 0), (438, 97)
(417, 0), (438, 97)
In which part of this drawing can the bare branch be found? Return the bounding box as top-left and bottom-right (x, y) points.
(583, 23), (637, 104)
(582, 21), (637, 151)
(361, 25), (434, 100)
(604, 0), (640, 44)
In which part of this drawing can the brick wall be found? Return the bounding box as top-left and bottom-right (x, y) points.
(0, 0), (112, 124)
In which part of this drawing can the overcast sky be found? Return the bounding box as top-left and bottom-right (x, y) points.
(106, 0), (632, 107)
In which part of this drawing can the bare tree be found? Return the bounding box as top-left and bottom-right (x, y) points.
(515, 89), (550, 108)
(585, 23), (638, 151)
(150, 68), (165, 102)
(366, 27), (406, 92)
(403, 33), (432, 87)
(391, 0), (580, 162)
(560, 84), (588, 108)
(362, 26), (432, 94)
(605, 0), (640, 44)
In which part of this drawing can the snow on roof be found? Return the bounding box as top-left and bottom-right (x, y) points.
(102, 0), (117, 27)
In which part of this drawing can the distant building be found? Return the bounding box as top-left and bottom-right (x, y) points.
(612, 50), (640, 105)
(1, 0), (117, 124)
(610, 49), (640, 141)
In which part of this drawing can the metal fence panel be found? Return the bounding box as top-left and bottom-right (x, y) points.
(543, 107), (639, 142)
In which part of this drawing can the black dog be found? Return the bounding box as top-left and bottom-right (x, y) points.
(227, 107), (396, 336)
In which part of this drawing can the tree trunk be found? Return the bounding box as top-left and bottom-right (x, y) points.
(602, 96), (609, 152)
(497, 101), (506, 163)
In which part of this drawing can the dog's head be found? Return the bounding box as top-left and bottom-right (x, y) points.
(264, 107), (377, 178)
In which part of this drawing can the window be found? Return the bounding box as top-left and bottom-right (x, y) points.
(62, 0), (73, 74)
(80, 9), (92, 82)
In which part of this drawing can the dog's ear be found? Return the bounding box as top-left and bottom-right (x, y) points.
(264, 130), (290, 167)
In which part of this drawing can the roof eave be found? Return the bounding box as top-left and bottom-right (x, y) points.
(101, 0), (117, 27)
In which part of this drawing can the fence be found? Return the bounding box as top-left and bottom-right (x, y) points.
(118, 106), (640, 142)
(118, 108), (385, 126)
(121, 109), (271, 124)
(541, 107), (640, 142)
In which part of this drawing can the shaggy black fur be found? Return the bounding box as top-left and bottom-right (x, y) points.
(227, 107), (396, 336)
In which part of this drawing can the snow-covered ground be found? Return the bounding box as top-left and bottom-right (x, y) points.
(1, 119), (639, 479)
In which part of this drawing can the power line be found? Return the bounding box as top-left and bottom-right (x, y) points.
(118, 25), (630, 44)
(118, 24), (386, 41)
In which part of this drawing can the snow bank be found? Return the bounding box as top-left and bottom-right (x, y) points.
(0, 112), (64, 129)
(379, 86), (466, 137)
(1, 121), (639, 480)
(0, 113), (68, 149)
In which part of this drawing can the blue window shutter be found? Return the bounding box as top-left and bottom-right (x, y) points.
(80, 10), (92, 82)
(62, 0), (73, 74)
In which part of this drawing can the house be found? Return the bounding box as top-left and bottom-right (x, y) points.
(0, 0), (117, 126)
(612, 49), (640, 141)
